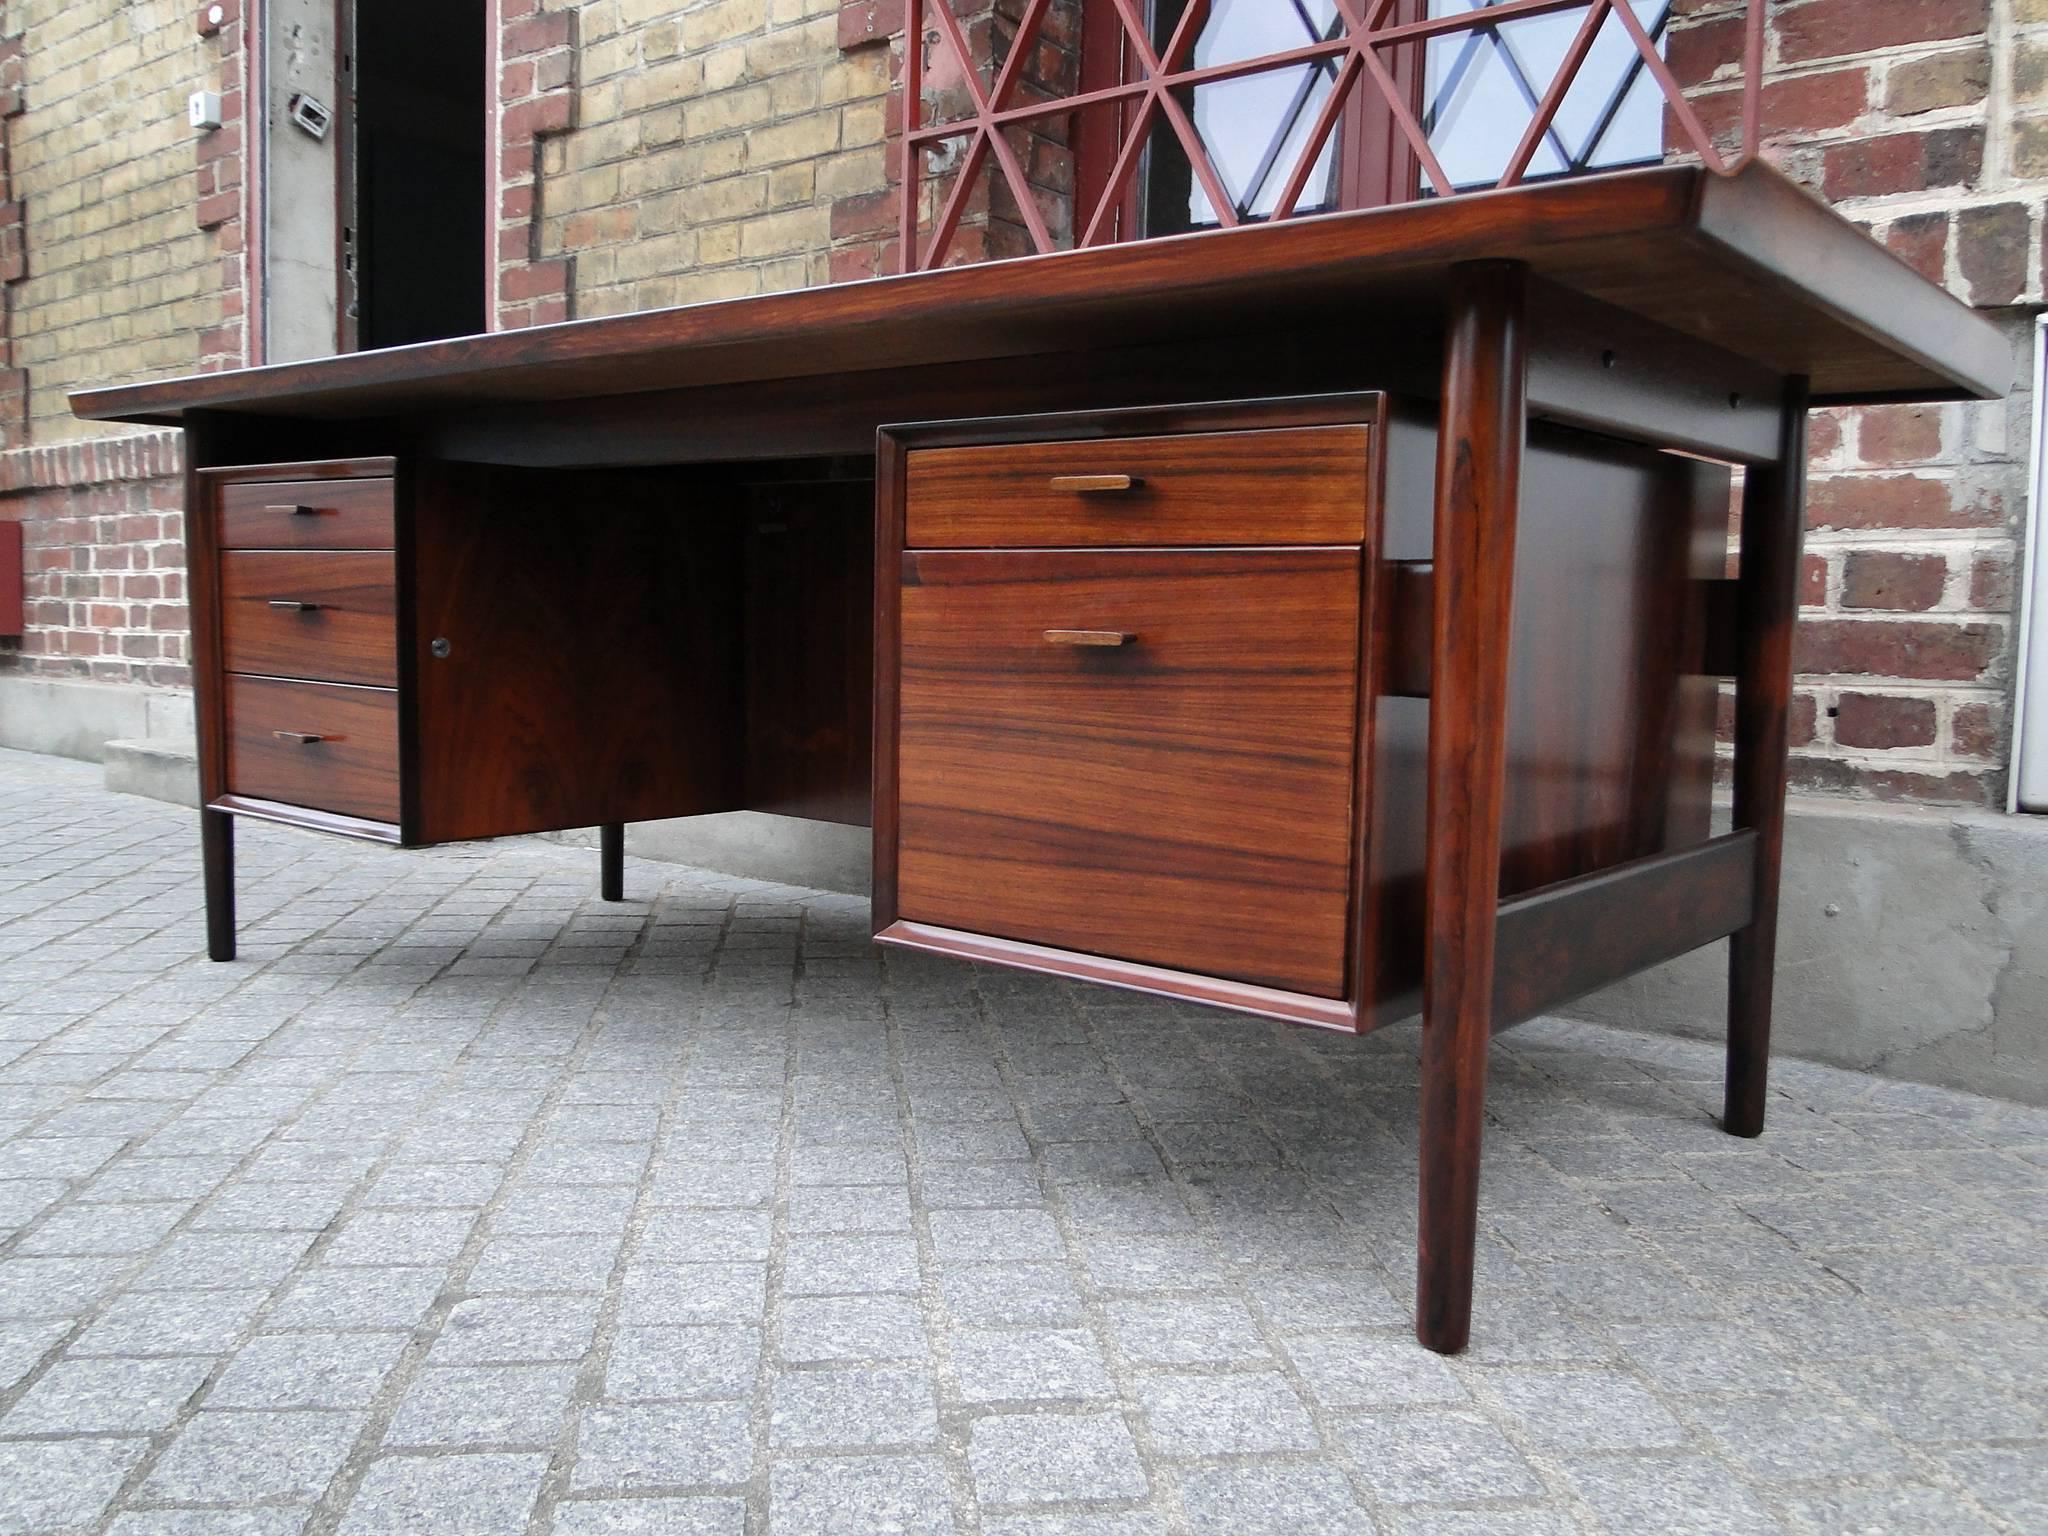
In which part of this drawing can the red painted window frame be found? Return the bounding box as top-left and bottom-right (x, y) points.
(1072, 0), (1427, 241)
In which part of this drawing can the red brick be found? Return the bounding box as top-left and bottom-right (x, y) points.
(838, 0), (903, 50)
(1795, 618), (1999, 681)
(1956, 203), (2032, 307)
(831, 188), (897, 241)
(499, 259), (569, 302)
(1858, 405), (1943, 464)
(195, 191), (239, 230)
(1807, 474), (1998, 531)
(1822, 128), (1982, 200)
(829, 243), (887, 283)
(1807, 410), (1845, 461)
(1760, 68), (1870, 136)
(1667, 12), (1746, 88)
(1969, 554), (2013, 611)
(503, 10), (572, 59)
(1780, 0), (1988, 65)
(503, 94), (573, 143)
(1952, 701), (2001, 759)
(1801, 552), (1829, 607)
(1833, 691), (1938, 748)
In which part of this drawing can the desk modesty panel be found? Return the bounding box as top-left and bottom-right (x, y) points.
(74, 162), (2010, 1355)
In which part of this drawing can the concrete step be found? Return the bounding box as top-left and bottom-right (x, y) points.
(103, 737), (199, 808)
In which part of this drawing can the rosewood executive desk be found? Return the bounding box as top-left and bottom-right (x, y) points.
(75, 164), (2009, 1353)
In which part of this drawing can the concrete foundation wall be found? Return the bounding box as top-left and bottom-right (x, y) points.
(1570, 801), (2048, 1106)
(0, 674), (191, 761)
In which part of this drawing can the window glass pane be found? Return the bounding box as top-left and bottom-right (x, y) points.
(1144, 0), (1344, 235)
(1424, 0), (1671, 192)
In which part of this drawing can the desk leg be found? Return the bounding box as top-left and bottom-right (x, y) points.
(1725, 381), (1810, 1138)
(1417, 261), (1528, 1355)
(600, 824), (625, 903)
(202, 808), (235, 962)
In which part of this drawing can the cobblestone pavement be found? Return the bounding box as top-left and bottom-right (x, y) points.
(0, 748), (2043, 1535)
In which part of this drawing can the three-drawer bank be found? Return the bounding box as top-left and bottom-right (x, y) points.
(189, 457), (791, 957)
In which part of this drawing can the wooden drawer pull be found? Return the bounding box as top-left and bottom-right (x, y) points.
(1048, 474), (1142, 494)
(271, 730), (327, 745)
(1044, 629), (1133, 647)
(266, 599), (324, 612)
(264, 503), (318, 516)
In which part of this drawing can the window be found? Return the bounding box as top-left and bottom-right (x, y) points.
(1077, 0), (1678, 239)
(1423, 0), (1675, 192)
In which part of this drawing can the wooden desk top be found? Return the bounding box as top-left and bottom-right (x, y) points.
(73, 162), (2007, 429)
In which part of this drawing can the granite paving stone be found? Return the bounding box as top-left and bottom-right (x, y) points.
(1, 1354), (214, 1434)
(335, 1452), (551, 1535)
(768, 1454), (956, 1536)
(968, 1410), (1149, 1506)
(0, 750), (2038, 1535)
(572, 1401), (754, 1490)
(0, 1437), (151, 1532)
(383, 1363), (580, 1448)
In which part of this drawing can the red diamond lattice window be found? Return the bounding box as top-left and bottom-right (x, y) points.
(898, 0), (1765, 273)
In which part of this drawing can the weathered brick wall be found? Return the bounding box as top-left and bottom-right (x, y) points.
(0, 432), (187, 685)
(6, 0), (241, 445)
(520, 0), (894, 317)
(1710, 0), (2042, 806)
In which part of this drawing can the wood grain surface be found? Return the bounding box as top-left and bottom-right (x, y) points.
(895, 547), (1361, 998)
(409, 464), (746, 843)
(218, 477), (396, 550)
(904, 426), (1369, 548)
(219, 551), (398, 687)
(73, 164), (2006, 430)
(224, 674), (401, 824)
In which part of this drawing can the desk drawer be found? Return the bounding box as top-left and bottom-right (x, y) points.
(219, 477), (395, 550)
(225, 674), (401, 824)
(903, 426), (1368, 548)
(894, 548), (1360, 997)
(220, 551), (398, 687)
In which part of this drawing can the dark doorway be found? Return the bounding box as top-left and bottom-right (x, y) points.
(343, 0), (487, 349)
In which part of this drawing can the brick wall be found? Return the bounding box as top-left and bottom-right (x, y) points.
(1702, 0), (2043, 806)
(0, 431), (187, 686)
(520, 0), (894, 317)
(6, 0), (239, 446)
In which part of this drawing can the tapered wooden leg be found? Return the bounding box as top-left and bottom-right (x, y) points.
(202, 808), (236, 962)
(1724, 380), (1810, 1138)
(600, 823), (625, 902)
(1416, 262), (1529, 1355)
